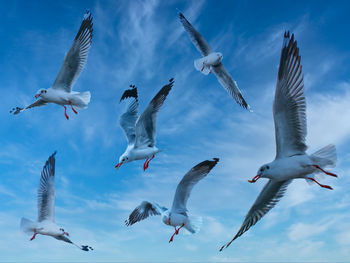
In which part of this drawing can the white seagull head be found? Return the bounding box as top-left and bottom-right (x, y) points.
(249, 164), (272, 183)
(59, 227), (70, 237)
(161, 211), (171, 225)
(115, 152), (131, 170)
(35, 88), (48, 99)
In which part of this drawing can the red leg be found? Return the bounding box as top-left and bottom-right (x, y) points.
(144, 155), (155, 171)
(143, 157), (149, 171)
(30, 230), (37, 241)
(209, 67), (212, 74)
(63, 106), (69, 120)
(313, 165), (337, 177)
(169, 224), (185, 243)
(306, 177), (333, 190)
(169, 227), (177, 243)
(69, 101), (78, 114)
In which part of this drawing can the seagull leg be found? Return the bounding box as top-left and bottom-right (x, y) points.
(143, 157), (149, 171)
(69, 101), (78, 114)
(209, 67), (212, 74)
(169, 227), (178, 243)
(201, 62), (205, 72)
(144, 155), (155, 171)
(169, 224), (185, 243)
(306, 177), (333, 190)
(63, 106), (69, 120)
(30, 229), (37, 241)
(175, 223), (185, 235)
(312, 164), (338, 177)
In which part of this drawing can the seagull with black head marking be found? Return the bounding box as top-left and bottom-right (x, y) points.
(125, 158), (219, 243)
(178, 12), (250, 111)
(115, 78), (174, 171)
(11, 11), (93, 120)
(20, 152), (93, 251)
(219, 32), (338, 251)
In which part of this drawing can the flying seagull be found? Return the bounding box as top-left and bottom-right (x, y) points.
(11, 11), (93, 120)
(115, 78), (174, 171)
(219, 32), (338, 251)
(178, 12), (250, 111)
(125, 158), (219, 243)
(20, 152), (93, 251)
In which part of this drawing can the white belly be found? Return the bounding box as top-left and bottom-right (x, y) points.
(169, 213), (187, 227)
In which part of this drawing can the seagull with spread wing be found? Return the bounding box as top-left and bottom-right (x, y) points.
(20, 152), (93, 251)
(219, 32), (338, 251)
(10, 11), (93, 120)
(125, 158), (219, 243)
(179, 12), (250, 110)
(115, 78), (174, 171)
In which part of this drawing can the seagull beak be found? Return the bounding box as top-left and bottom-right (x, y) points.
(64, 232), (69, 236)
(115, 162), (123, 170)
(167, 218), (171, 225)
(35, 94), (41, 99)
(248, 174), (261, 183)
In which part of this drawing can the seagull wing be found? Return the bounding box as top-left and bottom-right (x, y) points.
(171, 158), (219, 215)
(119, 87), (139, 145)
(52, 11), (93, 92)
(273, 32), (307, 159)
(212, 64), (251, 110)
(11, 99), (48, 115)
(134, 79), (174, 148)
(220, 179), (291, 251)
(125, 201), (168, 226)
(37, 152), (57, 222)
(179, 12), (213, 57)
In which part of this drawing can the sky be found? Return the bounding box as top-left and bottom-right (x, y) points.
(1, 0), (350, 262)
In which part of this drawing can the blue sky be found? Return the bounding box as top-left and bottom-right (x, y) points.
(1, 0), (350, 262)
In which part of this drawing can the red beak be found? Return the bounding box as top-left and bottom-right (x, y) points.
(168, 218), (171, 225)
(64, 232), (69, 236)
(115, 162), (123, 170)
(35, 94), (41, 99)
(248, 174), (261, 183)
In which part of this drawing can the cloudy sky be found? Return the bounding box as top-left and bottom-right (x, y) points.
(1, 0), (350, 262)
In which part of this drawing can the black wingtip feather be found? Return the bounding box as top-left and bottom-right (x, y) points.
(120, 86), (138, 103)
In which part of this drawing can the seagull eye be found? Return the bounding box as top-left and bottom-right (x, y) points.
(44, 90), (47, 93)
(266, 166), (270, 169)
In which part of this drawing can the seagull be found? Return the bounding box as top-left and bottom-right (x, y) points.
(178, 12), (250, 111)
(10, 11), (93, 120)
(20, 152), (93, 251)
(115, 78), (174, 171)
(219, 32), (338, 251)
(125, 158), (219, 243)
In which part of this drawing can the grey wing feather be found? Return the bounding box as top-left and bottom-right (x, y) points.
(273, 32), (307, 159)
(125, 201), (167, 226)
(220, 179), (291, 251)
(52, 11), (93, 92)
(119, 87), (139, 145)
(171, 158), (219, 214)
(11, 100), (48, 115)
(179, 12), (213, 57)
(38, 152), (57, 222)
(212, 64), (251, 110)
(134, 78), (174, 148)
(54, 235), (73, 244)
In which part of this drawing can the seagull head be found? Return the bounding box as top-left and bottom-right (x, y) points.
(115, 154), (130, 170)
(248, 164), (271, 183)
(216, 52), (223, 61)
(162, 211), (171, 226)
(35, 89), (48, 99)
(59, 228), (69, 237)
